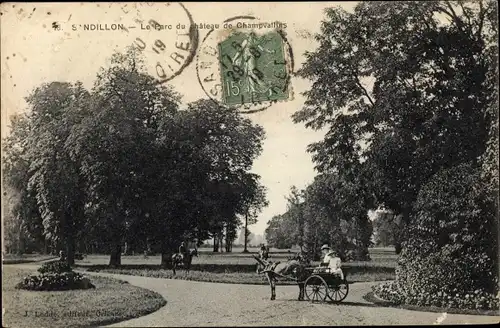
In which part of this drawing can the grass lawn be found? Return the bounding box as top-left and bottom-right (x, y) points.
(74, 247), (397, 285)
(2, 265), (166, 328)
(2, 254), (59, 264)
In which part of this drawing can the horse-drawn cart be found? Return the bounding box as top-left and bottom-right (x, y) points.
(302, 268), (349, 303)
(255, 255), (349, 303)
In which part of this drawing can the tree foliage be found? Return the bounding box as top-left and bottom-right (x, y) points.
(295, 0), (498, 306)
(2, 47), (267, 268)
(302, 172), (373, 261)
(295, 0), (497, 236)
(265, 214), (298, 250)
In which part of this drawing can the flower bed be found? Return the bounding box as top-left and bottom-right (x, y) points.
(16, 260), (95, 291)
(372, 281), (499, 311)
(16, 271), (95, 291)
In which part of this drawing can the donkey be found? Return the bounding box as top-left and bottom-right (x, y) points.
(254, 254), (310, 301)
(172, 248), (198, 275)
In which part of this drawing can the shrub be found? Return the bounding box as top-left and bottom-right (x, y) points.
(16, 272), (95, 291)
(376, 163), (499, 311)
(38, 260), (72, 274)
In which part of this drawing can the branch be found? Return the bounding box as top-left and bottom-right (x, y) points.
(477, 0), (485, 38)
(458, 1), (472, 27)
(110, 82), (127, 105)
(354, 74), (375, 107)
(436, 2), (465, 34)
(445, 1), (466, 34)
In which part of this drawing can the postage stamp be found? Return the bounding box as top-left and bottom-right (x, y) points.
(196, 16), (294, 113)
(218, 30), (289, 106)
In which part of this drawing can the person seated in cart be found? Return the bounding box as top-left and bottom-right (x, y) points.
(314, 244), (344, 280)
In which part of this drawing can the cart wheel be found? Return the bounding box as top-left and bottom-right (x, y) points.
(328, 278), (349, 303)
(304, 275), (329, 302)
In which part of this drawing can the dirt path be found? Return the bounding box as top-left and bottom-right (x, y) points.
(8, 263), (499, 326)
(81, 272), (499, 326)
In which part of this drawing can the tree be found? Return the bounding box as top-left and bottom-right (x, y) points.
(302, 170), (374, 261)
(242, 183), (268, 253)
(285, 186), (305, 251)
(3, 46), (266, 268)
(3, 115), (46, 255)
(265, 214), (298, 250)
(295, 0), (498, 307)
(66, 47), (181, 266)
(294, 0), (497, 253)
(5, 82), (92, 266)
(132, 99), (265, 263)
(372, 209), (396, 247)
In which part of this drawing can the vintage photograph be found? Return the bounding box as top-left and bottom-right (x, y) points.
(1, 1), (499, 327)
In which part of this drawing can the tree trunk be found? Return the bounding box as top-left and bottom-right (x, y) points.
(160, 248), (175, 268)
(160, 239), (175, 268)
(17, 225), (24, 255)
(394, 242), (402, 254)
(243, 212), (249, 253)
(160, 253), (171, 268)
(109, 243), (122, 266)
(213, 236), (219, 252)
(66, 238), (75, 266)
(219, 234), (224, 253)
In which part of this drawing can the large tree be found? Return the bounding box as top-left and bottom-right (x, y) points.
(3, 115), (45, 255)
(296, 0), (498, 308)
(295, 0), (497, 250)
(6, 82), (92, 265)
(70, 48), (181, 266)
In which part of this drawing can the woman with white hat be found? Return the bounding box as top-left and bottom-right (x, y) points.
(316, 244), (344, 279)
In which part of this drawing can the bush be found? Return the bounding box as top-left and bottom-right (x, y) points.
(16, 271), (95, 291)
(38, 260), (72, 274)
(379, 163), (499, 311)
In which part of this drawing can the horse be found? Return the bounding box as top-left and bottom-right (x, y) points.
(254, 253), (310, 301)
(171, 248), (198, 275)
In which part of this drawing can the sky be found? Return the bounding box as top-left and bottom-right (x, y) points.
(1, 2), (359, 236)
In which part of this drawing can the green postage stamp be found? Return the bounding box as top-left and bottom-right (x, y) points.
(218, 31), (290, 106)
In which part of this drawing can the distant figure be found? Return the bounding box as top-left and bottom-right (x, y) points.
(143, 250), (148, 259)
(179, 241), (188, 260)
(172, 243), (198, 275)
(259, 245), (269, 261)
(256, 245), (270, 273)
(59, 250), (66, 261)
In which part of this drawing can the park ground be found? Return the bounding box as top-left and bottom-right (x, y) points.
(2, 247), (499, 327)
(2, 264), (166, 328)
(74, 247), (397, 284)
